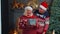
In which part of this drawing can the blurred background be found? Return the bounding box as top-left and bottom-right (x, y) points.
(8, 0), (60, 34)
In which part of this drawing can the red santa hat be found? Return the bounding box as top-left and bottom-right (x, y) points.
(40, 1), (48, 11)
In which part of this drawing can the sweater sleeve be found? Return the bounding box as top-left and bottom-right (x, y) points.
(43, 17), (50, 32)
(18, 16), (26, 29)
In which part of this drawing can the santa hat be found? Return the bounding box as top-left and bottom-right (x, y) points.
(25, 6), (33, 11)
(40, 1), (48, 11)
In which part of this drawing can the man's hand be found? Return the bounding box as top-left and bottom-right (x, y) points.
(42, 32), (46, 34)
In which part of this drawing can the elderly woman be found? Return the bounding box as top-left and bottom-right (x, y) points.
(17, 6), (38, 34)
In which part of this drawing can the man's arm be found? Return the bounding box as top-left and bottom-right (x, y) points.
(43, 17), (50, 34)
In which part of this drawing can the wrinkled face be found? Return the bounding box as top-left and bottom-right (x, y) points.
(26, 10), (32, 16)
(39, 8), (45, 14)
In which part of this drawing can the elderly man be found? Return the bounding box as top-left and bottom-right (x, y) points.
(34, 1), (50, 34)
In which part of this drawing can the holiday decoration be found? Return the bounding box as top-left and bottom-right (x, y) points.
(27, 0), (38, 9)
(12, 0), (19, 9)
(12, 0), (38, 9)
(12, 0), (25, 9)
(18, 3), (25, 9)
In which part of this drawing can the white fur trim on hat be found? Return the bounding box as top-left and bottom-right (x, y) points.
(25, 6), (33, 11)
(40, 5), (47, 11)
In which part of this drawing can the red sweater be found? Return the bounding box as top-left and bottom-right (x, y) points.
(37, 17), (49, 34)
(19, 15), (38, 34)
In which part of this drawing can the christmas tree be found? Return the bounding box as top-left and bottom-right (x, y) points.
(47, 0), (60, 34)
